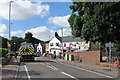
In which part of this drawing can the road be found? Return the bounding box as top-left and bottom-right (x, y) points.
(17, 57), (114, 80)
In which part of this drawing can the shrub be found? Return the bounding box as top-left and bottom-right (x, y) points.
(0, 48), (8, 57)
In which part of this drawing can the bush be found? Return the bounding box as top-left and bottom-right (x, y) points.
(0, 48), (8, 57)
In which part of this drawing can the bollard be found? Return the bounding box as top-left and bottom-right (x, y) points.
(69, 55), (74, 61)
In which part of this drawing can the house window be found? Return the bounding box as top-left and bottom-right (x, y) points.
(50, 43), (53, 46)
(56, 43), (59, 46)
(64, 43), (66, 47)
(74, 43), (76, 46)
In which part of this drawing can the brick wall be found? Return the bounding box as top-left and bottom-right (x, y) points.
(65, 51), (100, 63)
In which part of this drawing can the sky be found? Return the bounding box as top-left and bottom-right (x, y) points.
(0, 0), (73, 41)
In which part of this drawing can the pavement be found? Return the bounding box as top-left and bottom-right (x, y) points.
(2, 57), (19, 79)
(54, 58), (119, 78)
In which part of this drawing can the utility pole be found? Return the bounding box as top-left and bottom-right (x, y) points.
(8, 1), (14, 58)
(61, 28), (63, 53)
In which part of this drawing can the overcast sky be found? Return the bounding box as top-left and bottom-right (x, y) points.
(0, 0), (73, 41)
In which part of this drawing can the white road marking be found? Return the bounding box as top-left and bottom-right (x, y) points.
(15, 65), (19, 79)
(24, 65), (31, 80)
(57, 62), (113, 78)
(47, 65), (59, 71)
(51, 66), (59, 70)
(46, 62), (50, 65)
(61, 71), (76, 79)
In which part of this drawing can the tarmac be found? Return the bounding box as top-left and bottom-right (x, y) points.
(55, 58), (119, 78)
(1, 56), (120, 79)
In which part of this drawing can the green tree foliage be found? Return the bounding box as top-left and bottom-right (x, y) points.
(11, 36), (25, 51)
(25, 32), (43, 48)
(68, 2), (120, 43)
(25, 32), (33, 43)
(113, 41), (120, 51)
(0, 48), (8, 57)
(68, 14), (82, 37)
(0, 36), (8, 48)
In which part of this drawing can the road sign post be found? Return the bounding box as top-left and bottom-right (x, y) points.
(109, 42), (111, 71)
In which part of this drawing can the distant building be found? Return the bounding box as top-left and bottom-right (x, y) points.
(62, 36), (89, 52)
(48, 32), (90, 55)
(37, 43), (42, 54)
(49, 32), (61, 56)
(45, 41), (49, 53)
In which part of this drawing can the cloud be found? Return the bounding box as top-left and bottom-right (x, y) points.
(0, 24), (7, 32)
(30, 0), (72, 2)
(0, 33), (8, 37)
(48, 15), (70, 27)
(0, 0), (50, 20)
(0, 24), (72, 41)
(57, 28), (72, 37)
(25, 26), (72, 41)
(0, 24), (24, 38)
(11, 30), (24, 36)
(26, 26), (55, 41)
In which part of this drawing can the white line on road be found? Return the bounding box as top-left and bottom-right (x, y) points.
(15, 65), (19, 79)
(46, 62), (50, 65)
(57, 62), (113, 78)
(24, 65), (31, 80)
(61, 71), (76, 79)
(51, 66), (59, 70)
(47, 65), (59, 71)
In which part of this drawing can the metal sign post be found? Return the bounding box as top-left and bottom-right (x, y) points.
(109, 42), (111, 71)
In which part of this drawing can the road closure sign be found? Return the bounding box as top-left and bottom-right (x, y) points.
(7, 40), (12, 48)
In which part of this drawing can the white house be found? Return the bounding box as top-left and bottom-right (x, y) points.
(62, 36), (88, 52)
(48, 32), (90, 55)
(37, 43), (42, 54)
(49, 32), (62, 56)
(49, 37), (61, 56)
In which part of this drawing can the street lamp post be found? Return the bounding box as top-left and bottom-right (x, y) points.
(9, 1), (14, 40)
(8, 1), (14, 58)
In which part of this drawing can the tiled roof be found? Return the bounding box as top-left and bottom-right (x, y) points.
(62, 36), (85, 42)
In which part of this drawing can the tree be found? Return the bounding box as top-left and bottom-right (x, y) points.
(11, 36), (25, 51)
(25, 32), (33, 43)
(68, 2), (120, 57)
(69, 2), (120, 43)
(25, 32), (44, 48)
(2, 37), (8, 48)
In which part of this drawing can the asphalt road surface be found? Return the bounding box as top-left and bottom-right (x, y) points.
(17, 57), (114, 80)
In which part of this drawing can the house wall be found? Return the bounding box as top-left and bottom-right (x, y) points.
(65, 51), (100, 63)
(63, 42), (79, 50)
(37, 43), (42, 53)
(45, 43), (49, 53)
(63, 41), (90, 51)
(49, 37), (61, 55)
